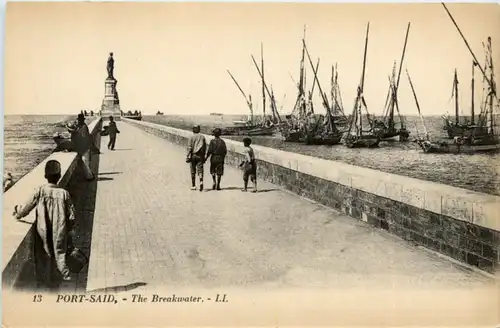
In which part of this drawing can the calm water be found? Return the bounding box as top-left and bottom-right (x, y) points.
(3, 115), (80, 182)
(144, 114), (500, 196)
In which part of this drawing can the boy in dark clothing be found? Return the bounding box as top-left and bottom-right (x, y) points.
(107, 116), (120, 150)
(239, 137), (257, 193)
(186, 125), (207, 191)
(13, 160), (76, 290)
(205, 128), (227, 190)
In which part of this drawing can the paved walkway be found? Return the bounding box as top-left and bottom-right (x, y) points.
(82, 121), (492, 293)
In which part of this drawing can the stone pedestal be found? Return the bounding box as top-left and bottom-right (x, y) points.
(100, 78), (121, 121)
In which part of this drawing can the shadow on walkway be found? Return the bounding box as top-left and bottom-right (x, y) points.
(87, 282), (147, 294)
(98, 171), (122, 175)
(218, 186), (279, 193)
(97, 177), (113, 182)
(220, 186), (241, 191)
(60, 150), (101, 293)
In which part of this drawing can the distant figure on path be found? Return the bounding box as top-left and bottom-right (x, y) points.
(205, 128), (227, 191)
(186, 125), (207, 191)
(239, 137), (257, 193)
(107, 52), (114, 79)
(106, 116), (120, 150)
(12, 160), (76, 289)
(66, 114), (95, 181)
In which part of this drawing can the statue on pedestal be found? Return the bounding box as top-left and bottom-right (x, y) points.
(107, 52), (114, 79)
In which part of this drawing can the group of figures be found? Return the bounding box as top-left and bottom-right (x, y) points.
(8, 112), (116, 289)
(8, 112), (122, 290)
(186, 125), (258, 193)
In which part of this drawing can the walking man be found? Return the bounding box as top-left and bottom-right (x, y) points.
(186, 125), (207, 191)
(67, 113), (95, 181)
(106, 116), (120, 150)
(205, 128), (227, 190)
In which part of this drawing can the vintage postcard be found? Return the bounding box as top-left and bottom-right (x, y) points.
(2, 1), (499, 327)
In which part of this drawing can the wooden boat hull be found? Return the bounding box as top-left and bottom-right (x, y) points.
(221, 125), (275, 136)
(379, 129), (410, 141)
(123, 115), (142, 121)
(373, 123), (411, 141)
(283, 130), (303, 142)
(240, 127), (275, 136)
(343, 135), (380, 148)
(443, 123), (468, 138)
(303, 133), (343, 145)
(417, 139), (500, 154)
(332, 116), (349, 126)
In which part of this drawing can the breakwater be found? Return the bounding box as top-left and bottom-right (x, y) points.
(143, 115), (500, 196)
(126, 118), (500, 274)
(2, 118), (103, 290)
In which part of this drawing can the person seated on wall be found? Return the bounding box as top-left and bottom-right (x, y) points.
(53, 133), (75, 153)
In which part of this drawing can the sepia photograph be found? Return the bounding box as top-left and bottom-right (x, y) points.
(2, 1), (499, 326)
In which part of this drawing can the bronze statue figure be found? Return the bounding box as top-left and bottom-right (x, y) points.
(107, 52), (114, 79)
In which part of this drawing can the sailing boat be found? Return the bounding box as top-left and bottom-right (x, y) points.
(250, 50), (284, 133)
(440, 3), (499, 143)
(330, 64), (349, 127)
(442, 68), (469, 138)
(343, 23), (380, 148)
(224, 44), (276, 136)
(300, 39), (343, 145)
(280, 26), (311, 143)
(224, 70), (275, 136)
(372, 22), (411, 142)
(411, 67), (500, 154)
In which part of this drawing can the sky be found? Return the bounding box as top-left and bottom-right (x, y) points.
(4, 2), (500, 116)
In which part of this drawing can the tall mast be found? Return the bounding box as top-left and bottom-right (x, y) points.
(335, 63), (346, 117)
(360, 23), (370, 91)
(251, 55), (282, 124)
(396, 22), (411, 89)
(471, 61), (476, 124)
(302, 40), (334, 132)
(331, 65), (335, 114)
(388, 61), (397, 126)
(359, 22), (370, 134)
(488, 37), (494, 134)
(454, 69), (459, 124)
(227, 69), (253, 120)
(442, 3), (497, 100)
(393, 22), (411, 129)
(261, 43), (266, 122)
(300, 26), (307, 118)
(407, 69), (428, 138)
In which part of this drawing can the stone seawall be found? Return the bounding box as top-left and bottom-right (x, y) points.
(2, 119), (103, 290)
(125, 118), (500, 274)
(124, 119), (500, 273)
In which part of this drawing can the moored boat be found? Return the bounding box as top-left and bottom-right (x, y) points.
(373, 23), (412, 142)
(416, 135), (500, 154)
(122, 110), (142, 121)
(342, 23), (380, 149)
(344, 134), (380, 148)
(225, 44), (282, 137)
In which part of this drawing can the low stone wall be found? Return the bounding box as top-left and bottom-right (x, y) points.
(2, 118), (103, 290)
(125, 118), (500, 274)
